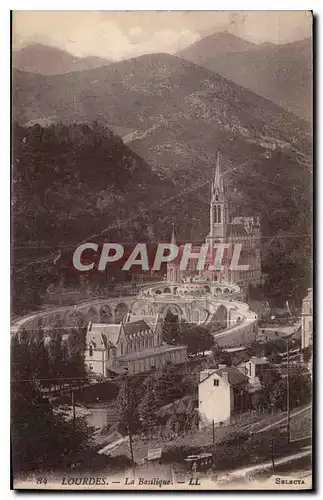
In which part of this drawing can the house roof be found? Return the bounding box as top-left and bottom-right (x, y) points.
(231, 350), (252, 365)
(118, 343), (186, 362)
(216, 367), (247, 386)
(249, 357), (269, 365)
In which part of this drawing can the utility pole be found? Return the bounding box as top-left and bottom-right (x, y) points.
(125, 376), (136, 480)
(286, 337), (290, 443)
(72, 389), (76, 433)
(212, 419), (215, 445)
(271, 438), (275, 473)
(71, 389), (76, 467)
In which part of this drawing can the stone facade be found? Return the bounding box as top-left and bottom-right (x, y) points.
(167, 152), (262, 288)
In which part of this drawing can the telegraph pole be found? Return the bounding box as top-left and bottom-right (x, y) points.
(286, 337), (290, 443)
(71, 389), (76, 467)
(72, 389), (76, 433)
(271, 438), (275, 473)
(125, 376), (136, 480)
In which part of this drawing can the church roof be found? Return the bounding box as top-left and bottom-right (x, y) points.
(230, 223), (249, 236)
(87, 323), (121, 348)
(123, 319), (151, 336)
(127, 313), (160, 332)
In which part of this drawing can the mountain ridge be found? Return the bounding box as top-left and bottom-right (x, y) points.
(177, 34), (312, 120)
(13, 43), (112, 75)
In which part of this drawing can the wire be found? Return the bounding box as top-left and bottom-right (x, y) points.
(11, 233), (312, 250)
(11, 364), (309, 384)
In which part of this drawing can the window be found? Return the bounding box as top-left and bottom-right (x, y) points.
(89, 345), (93, 357)
(217, 205), (221, 223)
(213, 379), (219, 387)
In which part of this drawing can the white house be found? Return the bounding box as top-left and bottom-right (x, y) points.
(198, 366), (247, 426)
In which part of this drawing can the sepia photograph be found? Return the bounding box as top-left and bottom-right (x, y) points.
(10, 9), (313, 490)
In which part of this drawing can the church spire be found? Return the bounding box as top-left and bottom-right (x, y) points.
(212, 150), (224, 198)
(171, 223), (177, 246)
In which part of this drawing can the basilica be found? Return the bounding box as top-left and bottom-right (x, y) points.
(167, 152), (262, 289)
(84, 153), (261, 378)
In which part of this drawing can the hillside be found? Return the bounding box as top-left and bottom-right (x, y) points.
(12, 53), (312, 307)
(11, 122), (176, 313)
(13, 52), (310, 160)
(177, 31), (258, 60)
(178, 35), (312, 121)
(13, 43), (112, 75)
(12, 52), (311, 232)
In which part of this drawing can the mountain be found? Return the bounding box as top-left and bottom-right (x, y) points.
(12, 53), (312, 306)
(177, 35), (312, 121)
(12, 52), (311, 177)
(13, 43), (112, 75)
(11, 122), (175, 313)
(177, 31), (258, 61)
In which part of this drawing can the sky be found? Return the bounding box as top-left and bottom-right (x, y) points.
(12, 10), (312, 61)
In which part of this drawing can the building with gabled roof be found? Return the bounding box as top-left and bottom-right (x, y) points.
(85, 312), (187, 377)
(198, 366), (248, 426)
(166, 151), (262, 288)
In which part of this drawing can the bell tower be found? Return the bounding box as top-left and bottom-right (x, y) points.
(209, 151), (228, 243)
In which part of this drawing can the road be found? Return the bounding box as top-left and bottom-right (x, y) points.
(217, 448), (311, 482)
(254, 404), (312, 434)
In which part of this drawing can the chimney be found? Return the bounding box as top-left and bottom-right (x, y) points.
(218, 363), (227, 369)
(221, 371), (229, 383)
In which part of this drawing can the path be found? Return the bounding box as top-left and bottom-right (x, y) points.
(254, 405), (311, 433)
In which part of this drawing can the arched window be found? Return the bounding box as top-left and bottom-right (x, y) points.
(217, 205), (221, 223)
(89, 344), (93, 357)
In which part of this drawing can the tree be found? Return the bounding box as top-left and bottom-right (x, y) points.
(257, 366), (311, 411)
(116, 377), (142, 463)
(175, 321), (214, 355)
(138, 378), (159, 431)
(162, 311), (180, 344)
(154, 361), (185, 407)
(302, 345), (312, 363)
(211, 343), (232, 366)
(257, 367), (282, 410)
(11, 335), (96, 473)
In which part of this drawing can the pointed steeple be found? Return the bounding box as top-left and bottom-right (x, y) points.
(213, 150), (224, 197)
(171, 223), (177, 246)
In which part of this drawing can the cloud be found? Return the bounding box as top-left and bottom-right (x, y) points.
(12, 11), (312, 61)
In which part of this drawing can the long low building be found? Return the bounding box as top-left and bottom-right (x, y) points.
(117, 344), (187, 375)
